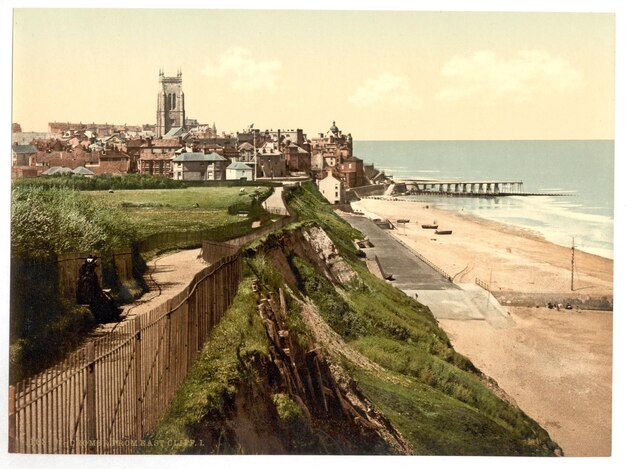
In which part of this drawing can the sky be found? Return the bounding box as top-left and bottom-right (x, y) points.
(10, 6), (615, 140)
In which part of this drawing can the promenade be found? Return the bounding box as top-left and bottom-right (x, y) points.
(341, 213), (513, 328)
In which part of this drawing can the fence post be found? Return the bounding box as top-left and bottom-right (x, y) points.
(134, 316), (143, 444)
(165, 309), (172, 400)
(86, 342), (97, 454)
(8, 385), (16, 453)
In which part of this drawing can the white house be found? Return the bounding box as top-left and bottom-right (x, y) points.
(226, 161), (254, 181)
(317, 170), (345, 204)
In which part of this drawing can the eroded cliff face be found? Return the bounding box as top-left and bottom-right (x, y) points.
(182, 225), (412, 455)
(255, 288), (412, 455)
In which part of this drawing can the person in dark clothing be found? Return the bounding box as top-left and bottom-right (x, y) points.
(76, 255), (99, 305)
(76, 255), (120, 323)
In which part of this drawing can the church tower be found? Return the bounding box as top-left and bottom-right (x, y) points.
(156, 69), (186, 138)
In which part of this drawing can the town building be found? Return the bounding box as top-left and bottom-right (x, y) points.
(337, 156), (365, 188)
(171, 152), (229, 181)
(90, 150), (132, 175)
(257, 142), (287, 178)
(237, 142), (255, 162)
(310, 121), (353, 159)
(317, 170), (346, 204)
(156, 69), (186, 138)
(226, 161), (254, 181)
(48, 121), (142, 137)
(283, 142), (311, 173)
(139, 143), (176, 177)
(12, 144), (38, 166)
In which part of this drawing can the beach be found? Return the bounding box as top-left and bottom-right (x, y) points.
(350, 197), (613, 456)
(441, 307), (612, 457)
(353, 197), (613, 297)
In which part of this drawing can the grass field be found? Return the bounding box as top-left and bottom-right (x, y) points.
(85, 186), (271, 238)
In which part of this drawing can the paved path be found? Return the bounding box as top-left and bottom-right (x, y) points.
(343, 214), (458, 291)
(342, 213), (513, 327)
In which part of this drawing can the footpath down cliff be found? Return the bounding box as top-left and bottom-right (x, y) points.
(144, 182), (561, 456)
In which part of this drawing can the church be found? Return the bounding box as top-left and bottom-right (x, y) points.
(155, 69), (186, 138)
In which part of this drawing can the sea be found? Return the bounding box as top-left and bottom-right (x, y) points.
(353, 140), (615, 259)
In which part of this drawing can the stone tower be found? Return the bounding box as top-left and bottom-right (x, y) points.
(156, 69), (186, 138)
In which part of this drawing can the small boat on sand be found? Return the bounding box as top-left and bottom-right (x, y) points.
(421, 224), (438, 229)
(435, 229), (452, 235)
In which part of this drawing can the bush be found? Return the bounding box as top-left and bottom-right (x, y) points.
(11, 186), (137, 259)
(13, 173), (189, 191)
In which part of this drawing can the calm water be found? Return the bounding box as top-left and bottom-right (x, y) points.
(353, 140), (615, 259)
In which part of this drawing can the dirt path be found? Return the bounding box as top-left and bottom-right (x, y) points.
(97, 248), (208, 333)
(440, 307), (613, 456)
(262, 186), (289, 215)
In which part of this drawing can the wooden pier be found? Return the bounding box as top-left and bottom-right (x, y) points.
(393, 179), (569, 197)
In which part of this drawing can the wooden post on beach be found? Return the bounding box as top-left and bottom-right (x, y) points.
(571, 237), (575, 291)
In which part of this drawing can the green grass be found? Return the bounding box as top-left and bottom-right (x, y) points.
(284, 182), (362, 260)
(141, 272), (269, 454)
(10, 300), (96, 383)
(10, 184), (273, 383)
(352, 369), (556, 456)
(86, 186), (271, 239)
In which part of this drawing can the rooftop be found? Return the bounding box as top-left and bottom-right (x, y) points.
(227, 162), (253, 170)
(12, 144), (37, 154)
(172, 152), (227, 162)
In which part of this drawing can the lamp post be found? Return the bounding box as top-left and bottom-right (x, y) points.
(253, 130), (257, 181)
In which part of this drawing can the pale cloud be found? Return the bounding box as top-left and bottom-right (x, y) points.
(349, 73), (422, 109)
(202, 47), (282, 93)
(436, 50), (584, 103)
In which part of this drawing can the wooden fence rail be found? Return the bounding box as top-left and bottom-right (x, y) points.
(9, 251), (242, 454)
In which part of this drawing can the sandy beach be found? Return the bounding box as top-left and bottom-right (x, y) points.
(442, 307), (612, 456)
(350, 197), (613, 456)
(353, 198), (613, 297)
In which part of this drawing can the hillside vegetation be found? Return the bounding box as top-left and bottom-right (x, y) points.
(9, 182), (271, 382)
(148, 181), (560, 456)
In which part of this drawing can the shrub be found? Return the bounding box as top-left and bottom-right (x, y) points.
(11, 186), (137, 259)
